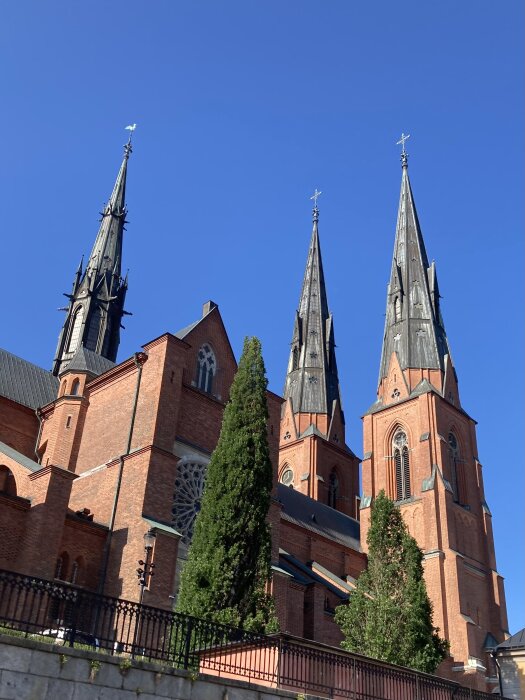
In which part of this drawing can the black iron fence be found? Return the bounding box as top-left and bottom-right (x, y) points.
(0, 568), (497, 700)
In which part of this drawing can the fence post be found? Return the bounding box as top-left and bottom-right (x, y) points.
(68, 591), (79, 648)
(182, 616), (194, 670)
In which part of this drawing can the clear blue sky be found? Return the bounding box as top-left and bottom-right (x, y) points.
(1, 2), (523, 633)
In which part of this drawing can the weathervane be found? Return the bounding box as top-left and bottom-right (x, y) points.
(124, 123), (137, 157)
(396, 132), (410, 167)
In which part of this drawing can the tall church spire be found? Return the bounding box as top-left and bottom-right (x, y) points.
(378, 147), (450, 389)
(52, 139), (132, 376)
(283, 202), (341, 416)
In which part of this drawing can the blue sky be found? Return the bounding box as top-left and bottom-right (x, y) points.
(1, 2), (523, 632)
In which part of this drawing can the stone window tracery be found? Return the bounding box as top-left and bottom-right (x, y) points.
(280, 466), (294, 488)
(393, 430), (411, 501)
(195, 344), (216, 394)
(172, 458), (208, 545)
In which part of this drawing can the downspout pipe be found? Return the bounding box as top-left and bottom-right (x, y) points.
(34, 408), (44, 464)
(97, 351), (148, 596)
(491, 649), (504, 697)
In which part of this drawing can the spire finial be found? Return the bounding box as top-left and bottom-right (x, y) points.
(124, 123), (137, 158)
(396, 132), (410, 168)
(310, 188), (322, 222)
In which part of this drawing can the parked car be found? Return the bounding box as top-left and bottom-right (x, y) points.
(40, 627), (100, 649)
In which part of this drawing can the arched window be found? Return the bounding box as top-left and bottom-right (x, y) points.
(195, 344), (216, 394)
(67, 307), (84, 353)
(448, 432), (461, 503)
(393, 430), (411, 501)
(70, 557), (82, 585)
(55, 552), (70, 581)
(328, 471), (339, 509)
(0, 465), (16, 496)
(292, 346), (299, 371)
(394, 296), (402, 322)
(71, 379), (80, 396)
(86, 308), (101, 349)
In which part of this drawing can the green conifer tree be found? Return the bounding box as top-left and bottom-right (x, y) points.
(176, 337), (277, 632)
(335, 491), (448, 673)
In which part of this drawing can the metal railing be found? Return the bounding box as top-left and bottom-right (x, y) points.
(0, 568), (497, 699)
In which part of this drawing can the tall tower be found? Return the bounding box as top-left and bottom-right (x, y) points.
(52, 139), (132, 376)
(361, 145), (508, 690)
(279, 201), (360, 519)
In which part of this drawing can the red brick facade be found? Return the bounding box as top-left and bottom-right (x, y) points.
(361, 352), (508, 690)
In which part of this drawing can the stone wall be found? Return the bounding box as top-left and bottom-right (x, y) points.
(0, 634), (312, 700)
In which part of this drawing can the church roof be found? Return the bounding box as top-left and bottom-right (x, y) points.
(378, 152), (451, 384)
(278, 482), (360, 550)
(0, 440), (41, 472)
(0, 348), (59, 409)
(497, 628), (525, 650)
(61, 345), (116, 376)
(283, 206), (342, 415)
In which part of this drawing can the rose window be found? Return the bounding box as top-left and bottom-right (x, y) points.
(172, 460), (207, 545)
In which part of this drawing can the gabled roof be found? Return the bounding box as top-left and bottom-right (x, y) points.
(61, 346), (116, 377)
(278, 482), (360, 550)
(174, 318), (201, 340)
(0, 348), (59, 409)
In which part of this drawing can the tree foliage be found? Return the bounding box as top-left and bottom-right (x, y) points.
(335, 491), (448, 673)
(176, 337), (277, 632)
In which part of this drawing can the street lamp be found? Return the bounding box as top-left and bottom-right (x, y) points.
(137, 529), (156, 605)
(134, 529), (156, 658)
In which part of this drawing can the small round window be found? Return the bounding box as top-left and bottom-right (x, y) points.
(281, 468), (294, 487)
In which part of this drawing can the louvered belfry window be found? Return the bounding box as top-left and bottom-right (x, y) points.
(393, 430), (411, 501)
(448, 432), (460, 503)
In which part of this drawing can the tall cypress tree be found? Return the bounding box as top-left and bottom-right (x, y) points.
(335, 491), (448, 673)
(176, 337), (277, 632)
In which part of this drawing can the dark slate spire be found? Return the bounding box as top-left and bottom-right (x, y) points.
(378, 149), (450, 385)
(283, 204), (341, 415)
(52, 139), (132, 376)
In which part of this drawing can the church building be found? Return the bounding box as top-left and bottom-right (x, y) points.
(0, 135), (508, 692)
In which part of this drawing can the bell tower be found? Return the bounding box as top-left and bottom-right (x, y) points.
(361, 143), (508, 690)
(279, 198), (360, 519)
(52, 137), (132, 376)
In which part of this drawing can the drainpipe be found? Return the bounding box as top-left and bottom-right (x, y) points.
(97, 351), (148, 596)
(491, 650), (504, 697)
(34, 408), (44, 464)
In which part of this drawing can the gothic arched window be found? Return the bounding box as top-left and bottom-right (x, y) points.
(71, 379), (80, 396)
(448, 432), (461, 503)
(394, 296), (402, 323)
(292, 346), (299, 371)
(86, 308), (101, 349)
(328, 470), (339, 509)
(393, 430), (411, 501)
(195, 344), (216, 394)
(67, 307), (84, 353)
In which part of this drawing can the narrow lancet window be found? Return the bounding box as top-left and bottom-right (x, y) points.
(67, 307), (84, 353)
(394, 296), (402, 323)
(393, 430), (411, 500)
(195, 344), (216, 395)
(448, 432), (461, 503)
(328, 470), (339, 509)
